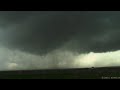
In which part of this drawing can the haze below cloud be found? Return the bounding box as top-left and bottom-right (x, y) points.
(0, 11), (120, 70)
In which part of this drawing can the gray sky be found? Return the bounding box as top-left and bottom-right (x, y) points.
(0, 11), (120, 70)
(1, 11), (120, 54)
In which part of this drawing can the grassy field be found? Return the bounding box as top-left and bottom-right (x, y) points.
(0, 67), (120, 79)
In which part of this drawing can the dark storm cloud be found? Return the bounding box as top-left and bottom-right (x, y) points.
(0, 11), (120, 55)
(1, 11), (120, 70)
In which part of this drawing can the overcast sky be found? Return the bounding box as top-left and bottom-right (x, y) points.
(0, 11), (120, 70)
